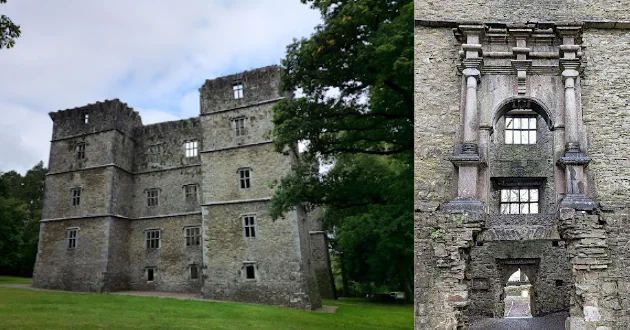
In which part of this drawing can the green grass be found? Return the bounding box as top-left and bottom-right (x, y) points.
(0, 276), (32, 285)
(0, 286), (412, 329)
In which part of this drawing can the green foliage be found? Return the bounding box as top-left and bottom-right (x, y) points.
(270, 0), (413, 299)
(0, 162), (47, 276)
(0, 0), (21, 49)
(430, 229), (444, 241)
(0, 288), (412, 329)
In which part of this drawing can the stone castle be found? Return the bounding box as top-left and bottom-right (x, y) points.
(415, 1), (630, 329)
(32, 65), (335, 309)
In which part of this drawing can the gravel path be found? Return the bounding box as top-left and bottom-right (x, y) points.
(504, 296), (532, 318)
(470, 312), (568, 330)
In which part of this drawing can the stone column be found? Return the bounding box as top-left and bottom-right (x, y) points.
(444, 25), (485, 213)
(557, 26), (596, 210)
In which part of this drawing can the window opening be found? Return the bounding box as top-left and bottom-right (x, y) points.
(76, 143), (86, 160)
(146, 230), (160, 249)
(71, 187), (82, 206)
(147, 268), (155, 282)
(84, 113), (89, 124)
(190, 265), (199, 279)
(184, 184), (198, 202)
(184, 140), (198, 158)
(500, 188), (539, 214)
(505, 116), (537, 144)
(147, 189), (159, 207)
(239, 168), (251, 189)
(67, 228), (78, 249)
(243, 215), (256, 238)
(245, 264), (255, 279)
(234, 118), (246, 136)
(233, 82), (244, 99)
(185, 227), (201, 246)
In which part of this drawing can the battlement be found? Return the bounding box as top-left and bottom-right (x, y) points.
(133, 116), (200, 137)
(199, 65), (289, 114)
(49, 99), (142, 140)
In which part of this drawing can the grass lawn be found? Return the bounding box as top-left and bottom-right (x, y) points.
(0, 281), (412, 329)
(0, 276), (32, 285)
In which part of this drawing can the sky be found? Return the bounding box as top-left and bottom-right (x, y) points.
(0, 0), (321, 174)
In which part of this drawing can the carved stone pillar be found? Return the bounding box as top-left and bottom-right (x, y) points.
(557, 26), (596, 210)
(444, 25), (485, 213)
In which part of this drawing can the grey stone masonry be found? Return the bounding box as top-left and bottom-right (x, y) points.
(32, 66), (332, 310)
(416, 2), (630, 328)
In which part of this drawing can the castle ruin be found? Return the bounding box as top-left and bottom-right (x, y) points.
(32, 65), (335, 309)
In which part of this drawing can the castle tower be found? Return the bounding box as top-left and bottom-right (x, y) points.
(32, 100), (141, 292)
(198, 66), (322, 309)
(415, 2), (630, 329)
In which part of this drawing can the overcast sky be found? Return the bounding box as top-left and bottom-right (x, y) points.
(0, 0), (321, 174)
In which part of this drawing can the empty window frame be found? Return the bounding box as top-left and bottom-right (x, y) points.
(190, 265), (199, 279)
(146, 229), (160, 249)
(148, 144), (163, 163)
(76, 142), (86, 160)
(505, 116), (537, 144)
(71, 187), (82, 206)
(185, 226), (201, 246)
(500, 188), (539, 214)
(147, 189), (159, 207)
(184, 140), (198, 158)
(233, 82), (244, 99)
(234, 117), (246, 136)
(146, 268), (155, 282)
(244, 264), (256, 279)
(184, 184), (198, 202)
(84, 112), (89, 124)
(243, 215), (256, 238)
(67, 228), (78, 249)
(238, 168), (251, 189)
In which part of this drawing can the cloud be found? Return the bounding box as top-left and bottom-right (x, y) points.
(0, 0), (321, 173)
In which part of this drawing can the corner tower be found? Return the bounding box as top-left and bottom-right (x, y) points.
(32, 100), (141, 292)
(199, 66), (322, 309)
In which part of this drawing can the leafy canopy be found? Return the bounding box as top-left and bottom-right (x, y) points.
(0, 0), (20, 49)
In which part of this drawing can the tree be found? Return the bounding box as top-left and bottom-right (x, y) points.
(0, 0), (20, 49)
(271, 0), (413, 299)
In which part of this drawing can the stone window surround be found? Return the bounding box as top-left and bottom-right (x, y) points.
(493, 178), (544, 215)
(146, 188), (160, 207)
(190, 264), (199, 280)
(183, 184), (198, 202)
(184, 226), (201, 246)
(145, 229), (161, 249)
(81, 110), (89, 124)
(145, 267), (156, 282)
(75, 142), (86, 160)
(238, 167), (252, 189)
(184, 140), (199, 158)
(242, 214), (257, 238)
(66, 227), (79, 249)
(70, 186), (82, 206)
(232, 82), (244, 99)
(242, 261), (258, 280)
(233, 117), (246, 136)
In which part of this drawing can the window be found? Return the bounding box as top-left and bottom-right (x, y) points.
(184, 140), (198, 158)
(500, 188), (539, 214)
(505, 116), (536, 144)
(233, 82), (244, 99)
(185, 227), (201, 246)
(190, 265), (199, 279)
(76, 142), (86, 160)
(234, 117), (246, 136)
(67, 228), (78, 249)
(84, 112), (89, 124)
(147, 189), (159, 207)
(71, 187), (82, 206)
(146, 230), (160, 249)
(184, 184), (198, 202)
(147, 268), (155, 282)
(243, 215), (256, 238)
(238, 168), (251, 189)
(245, 264), (256, 279)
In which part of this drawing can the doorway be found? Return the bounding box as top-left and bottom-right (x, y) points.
(503, 268), (532, 318)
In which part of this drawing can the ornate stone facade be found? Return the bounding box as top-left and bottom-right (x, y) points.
(32, 65), (334, 310)
(416, 2), (630, 329)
